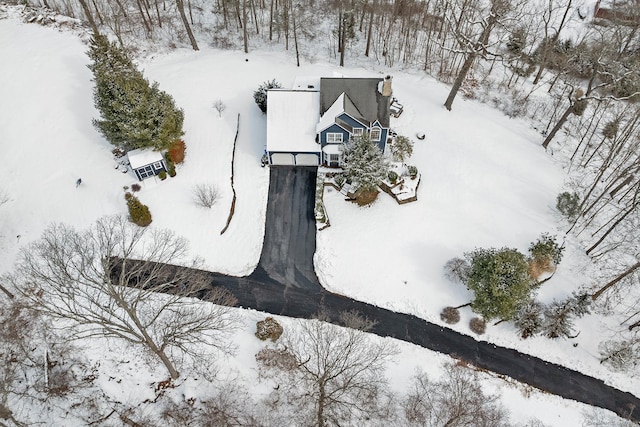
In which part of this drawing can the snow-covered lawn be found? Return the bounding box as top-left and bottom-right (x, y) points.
(0, 12), (633, 425)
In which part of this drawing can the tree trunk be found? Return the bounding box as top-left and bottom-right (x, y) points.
(592, 260), (640, 300)
(542, 103), (573, 149)
(444, 10), (497, 111)
(176, 0), (199, 50)
(269, 0), (274, 39)
(293, 9), (300, 66)
(364, 0), (374, 57)
(586, 203), (636, 255)
(0, 283), (15, 299)
(243, 0), (249, 53)
(136, 0), (152, 34)
(78, 0), (100, 34)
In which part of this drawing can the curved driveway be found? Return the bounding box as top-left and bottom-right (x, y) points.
(197, 166), (640, 421)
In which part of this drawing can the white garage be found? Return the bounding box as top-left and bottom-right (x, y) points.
(270, 153), (296, 165)
(295, 153), (320, 166)
(266, 89), (321, 166)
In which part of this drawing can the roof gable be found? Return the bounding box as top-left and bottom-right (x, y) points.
(320, 77), (390, 128)
(127, 148), (164, 169)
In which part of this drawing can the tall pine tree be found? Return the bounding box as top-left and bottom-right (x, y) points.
(342, 134), (388, 192)
(88, 34), (184, 152)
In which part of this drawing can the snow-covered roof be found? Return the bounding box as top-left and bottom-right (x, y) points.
(127, 148), (164, 169)
(292, 76), (321, 91)
(316, 93), (346, 133)
(267, 90), (320, 153)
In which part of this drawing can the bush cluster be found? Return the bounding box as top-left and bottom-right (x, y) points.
(469, 317), (486, 335)
(125, 192), (152, 227)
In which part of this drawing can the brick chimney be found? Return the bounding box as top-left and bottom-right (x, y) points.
(382, 75), (393, 97)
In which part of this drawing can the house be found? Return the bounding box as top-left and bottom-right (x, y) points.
(316, 76), (392, 167)
(127, 148), (167, 181)
(266, 75), (393, 167)
(266, 88), (321, 166)
(594, 0), (640, 24)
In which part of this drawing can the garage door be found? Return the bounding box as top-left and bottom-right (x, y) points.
(295, 153), (320, 166)
(270, 153), (295, 165)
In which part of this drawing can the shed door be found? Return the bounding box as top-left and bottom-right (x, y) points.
(295, 153), (320, 166)
(270, 153), (295, 165)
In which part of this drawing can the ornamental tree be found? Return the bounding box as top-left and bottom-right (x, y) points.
(463, 247), (535, 321)
(342, 134), (389, 195)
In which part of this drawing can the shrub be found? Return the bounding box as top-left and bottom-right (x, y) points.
(130, 183), (141, 192)
(391, 135), (414, 162)
(193, 183), (220, 208)
(556, 192), (580, 221)
(253, 79), (282, 113)
(125, 193), (152, 227)
(167, 140), (186, 164)
(334, 174), (346, 188)
(443, 257), (469, 283)
(255, 317), (284, 342)
(164, 153), (177, 177)
(388, 170), (398, 184)
(168, 168), (176, 177)
(408, 165), (418, 178)
(469, 317), (486, 335)
(528, 233), (563, 279)
(158, 170), (167, 180)
(354, 188), (379, 206)
(440, 307), (461, 324)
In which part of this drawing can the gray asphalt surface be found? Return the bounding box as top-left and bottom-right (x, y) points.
(125, 166), (640, 422)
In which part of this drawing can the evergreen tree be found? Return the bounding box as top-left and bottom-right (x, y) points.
(542, 298), (575, 339)
(88, 34), (184, 151)
(253, 79), (282, 113)
(342, 134), (389, 193)
(463, 247), (534, 321)
(391, 135), (414, 162)
(514, 300), (544, 339)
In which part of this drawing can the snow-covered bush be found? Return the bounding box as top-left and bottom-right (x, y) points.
(556, 192), (580, 222)
(443, 257), (469, 283)
(253, 79), (282, 113)
(388, 170), (398, 184)
(255, 317), (284, 342)
(514, 300), (544, 339)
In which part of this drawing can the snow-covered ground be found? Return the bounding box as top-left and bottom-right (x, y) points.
(0, 10), (633, 425)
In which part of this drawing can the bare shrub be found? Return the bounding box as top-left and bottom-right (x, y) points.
(130, 183), (141, 192)
(255, 347), (298, 371)
(440, 307), (461, 324)
(193, 183), (220, 208)
(354, 188), (379, 206)
(443, 257), (469, 283)
(469, 317), (487, 335)
(213, 99), (226, 117)
(255, 317), (284, 342)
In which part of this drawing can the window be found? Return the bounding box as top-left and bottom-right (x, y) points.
(138, 165), (154, 179)
(330, 154), (340, 162)
(370, 128), (381, 141)
(352, 128), (363, 136)
(326, 132), (343, 143)
(153, 161), (162, 169)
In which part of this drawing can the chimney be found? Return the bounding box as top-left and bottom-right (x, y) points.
(382, 75), (393, 97)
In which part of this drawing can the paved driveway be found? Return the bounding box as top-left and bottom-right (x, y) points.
(249, 166), (323, 292)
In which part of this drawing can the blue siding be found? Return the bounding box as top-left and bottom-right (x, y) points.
(336, 113), (367, 132)
(319, 124), (350, 147)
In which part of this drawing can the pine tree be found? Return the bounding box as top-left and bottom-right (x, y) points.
(253, 79), (282, 113)
(514, 300), (544, 339)
(88, 34), (184, 151)
(342, 134), (389, 193)
(542, 299), (575, 339)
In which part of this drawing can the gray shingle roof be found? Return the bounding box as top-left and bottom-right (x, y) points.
(320, 78), (390, 127)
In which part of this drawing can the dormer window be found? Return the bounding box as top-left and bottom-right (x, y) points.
(353, 128), (363, 137)
(370, 127), (381, 141)
(327, 132), (343, 143)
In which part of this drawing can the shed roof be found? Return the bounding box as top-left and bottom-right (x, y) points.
(267, 90), (321, 153)
(319, 77), (390, 128)
(127, 148), (164, 169)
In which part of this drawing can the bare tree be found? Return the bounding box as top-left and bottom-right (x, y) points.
(193, 183), (221, 208)
(403, 363), (509, 426)
(213, 99), (227, 117)
(258, 311), (397, 427)
(8, 215), (238, 380)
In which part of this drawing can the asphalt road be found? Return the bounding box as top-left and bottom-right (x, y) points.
(132, 166), (640, 422)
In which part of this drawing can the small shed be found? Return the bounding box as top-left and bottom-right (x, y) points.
(127, 148), (167, 181)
